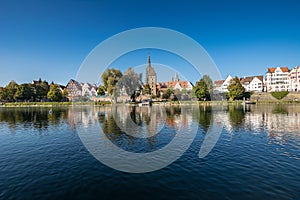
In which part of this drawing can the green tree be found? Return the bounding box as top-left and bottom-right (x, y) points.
(142, 84), (151, 95)
(101, 68), (123, 95)
(97, 85), (106, 96)
(62, 88), (68, 100)
(193, 79), (210, 101)
(4, 81), (18, 102)
(14, 84), (35, 101)
(47, 84), (63, 101)
(202, 75), (213, 93)
(115, 68), (142, 102)
(0, 87), (8, 102)
(227, 77), (245, 101)
(181, 88), (188, 95)
(162, 88), (174, 100)
(34, 80), (49, 101)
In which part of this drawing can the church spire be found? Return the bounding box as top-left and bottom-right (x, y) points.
(148, 53), (151, 66)
(174, 72), (179, 82)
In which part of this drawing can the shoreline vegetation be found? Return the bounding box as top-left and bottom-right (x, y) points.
(1, 100), (300, 107)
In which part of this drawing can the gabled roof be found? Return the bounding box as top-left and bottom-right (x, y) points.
(240, 75), (264, 84)
(267, 67), (289, 73)
(59, 85), (66, 89)
(66, 79), (82, 90)
(214, 80), (225, 85)
(157, 80), (193, 90)
(255, 75), (264, 82)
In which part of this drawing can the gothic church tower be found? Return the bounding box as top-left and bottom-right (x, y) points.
(145, 54), (157, 95)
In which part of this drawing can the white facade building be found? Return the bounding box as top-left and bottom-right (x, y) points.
(213, 75), (232, 93)
(265, 67), (290, 92)
(173, 81), (193, 91)
(289, 66), (300, 92)
(240, 76), (264, 92)
(81, 83), (97, 97)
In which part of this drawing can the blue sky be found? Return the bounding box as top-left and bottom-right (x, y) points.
(0, 0), (300, 86)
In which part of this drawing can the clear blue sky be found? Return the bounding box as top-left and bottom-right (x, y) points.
(1, 0), (300, 86)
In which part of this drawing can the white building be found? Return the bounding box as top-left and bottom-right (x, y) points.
(173, 81), (193, 91)
(66, 79), (98, 100)
(213, 75), (232, 93)
(265, 67), (290, 92)
(240, 76), (264, 92)
(81, 83), (97, 97)
(289, 66), (300, 92)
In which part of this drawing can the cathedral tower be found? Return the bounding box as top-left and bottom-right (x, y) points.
(145, 54), (157, 95)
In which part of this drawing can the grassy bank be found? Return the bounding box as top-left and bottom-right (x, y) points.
(0, 101), (111, 107)
(155, 100), (300, 106)
(2, 100), (300, 107)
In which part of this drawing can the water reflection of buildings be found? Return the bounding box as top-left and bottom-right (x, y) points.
(66, 105), (195, 140)
(67, 107), (100, 130)
(211, 105), (300, 146)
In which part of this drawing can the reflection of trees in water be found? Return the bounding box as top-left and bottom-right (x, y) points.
(165, 106), (181, 128)
(130, 106), (142, 126)
(101, 114), (123, 141)
(99, 110), (156, 152)
(198, 106), (212, 132)
(97, 106), (182, 152)
(48, 108), (68, 125)
(165, 106), (181, 115)
(228, 105), (245, 129)
(272, 105), (288, 114)
(0, 107), (68, 131)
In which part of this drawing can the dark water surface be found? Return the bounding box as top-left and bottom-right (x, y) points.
(0, 104), (299, 200)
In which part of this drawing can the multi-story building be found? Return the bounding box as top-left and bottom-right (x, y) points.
(240, 75), (264, 92)
(265, 67), (290, 92)
(66, 79), (82, 98)
(289, 66), (300, 92)
(81, 83), (97, 96)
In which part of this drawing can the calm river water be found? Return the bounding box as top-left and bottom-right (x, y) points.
(0, 104), (299, 199)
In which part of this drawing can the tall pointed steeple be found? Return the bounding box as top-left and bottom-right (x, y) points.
(145, 53), (157, 95)
(148, 53), (151, 66)
(174, 72), (179, 82)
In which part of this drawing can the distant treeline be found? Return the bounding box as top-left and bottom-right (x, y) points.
(0, 78), (68, 102)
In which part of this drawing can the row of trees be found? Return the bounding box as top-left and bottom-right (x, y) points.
(0, 79), (68, 102)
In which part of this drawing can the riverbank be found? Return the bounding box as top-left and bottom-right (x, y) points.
(155, 100), (300, 106)
(2, 100), (300, 107)
(0, 101), (112, 107)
